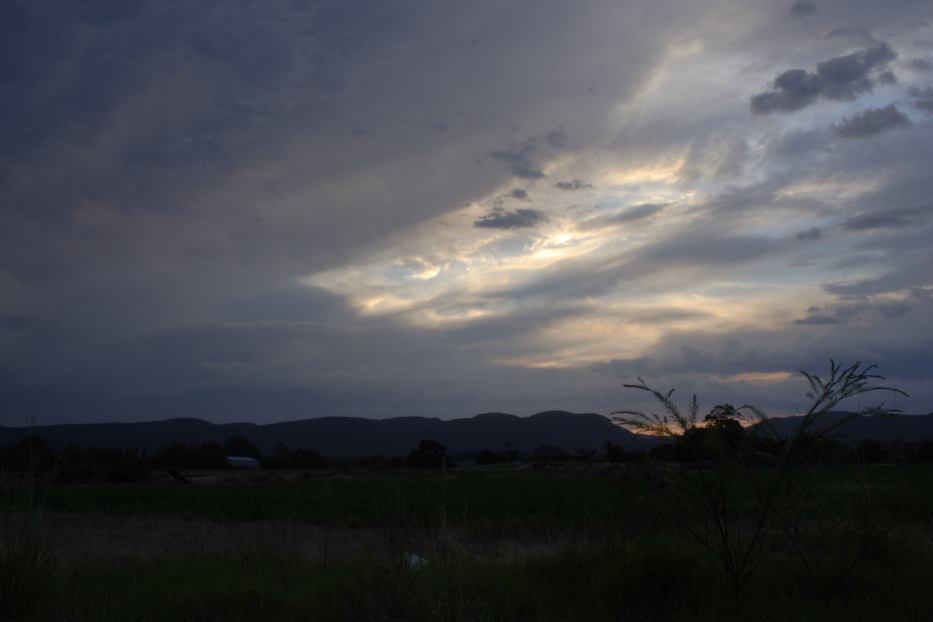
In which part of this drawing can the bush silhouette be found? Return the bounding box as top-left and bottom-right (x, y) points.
(407, 439), (446, 468)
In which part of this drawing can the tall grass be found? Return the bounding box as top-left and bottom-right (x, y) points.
(0, 435), (60, 617)
(3, 464), (933, 620)
(9, 529), (933, 622)
(612, 360), (909, 598)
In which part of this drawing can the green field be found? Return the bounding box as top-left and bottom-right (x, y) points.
(4, 465), (933, 621)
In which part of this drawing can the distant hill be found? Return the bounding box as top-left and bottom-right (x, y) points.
(6, 411), (931, 458)
(0, 411), (661, 457)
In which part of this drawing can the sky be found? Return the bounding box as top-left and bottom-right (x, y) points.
(1, 0), (932, 425)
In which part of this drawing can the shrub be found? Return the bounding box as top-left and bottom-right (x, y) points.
(611, 360), (907, 598)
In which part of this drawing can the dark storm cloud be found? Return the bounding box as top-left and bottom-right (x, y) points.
(843, 200), (933, 231)
(832, 104), (910, 138)
(590, 332), (803, 380)
(473, 208), (547, 230)
(5, 0), (725, 423)
(792, 298), (910, 326)
(908, 59), (932, 72)
(2, 0), (687, 422)
(793, 313), (838, 325)
(797, 227), (822, 241)
(789, 1), (818, 17)
(826, 27), (878, 46)
(909, 86), (933, 112)
(217, 285), (353, 324)
(0, 306), (622, 423)
(0, 316), (64, 335)
(555, 179), (593, 191)
(5, 0), (933, 423)
(545, 128), (568, 148)
(823, 260), (933, 297)
(750, 42), (897, 114)
(489, 128), (569, 179)
(509, 188), (530, 200)
(489, 140), (546, 179)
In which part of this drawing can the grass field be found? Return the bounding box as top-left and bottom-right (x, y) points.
(4, 464), (933, 621)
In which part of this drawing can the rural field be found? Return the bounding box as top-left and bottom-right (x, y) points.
(4, 463), (933, 621)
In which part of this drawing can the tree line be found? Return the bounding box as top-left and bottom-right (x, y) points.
(4, 422), (933, 484)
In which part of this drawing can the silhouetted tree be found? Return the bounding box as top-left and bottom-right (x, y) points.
(262, 442), (291, 469)
(603, 442), (628, 463)
(103, 447), (149, 483)
(476, 449), (504, 465)
(407, 439), (446, 468)
(224, 435), (262, 459)
(916, 440), (933, 463)
(702, 404), (746, 459)
(857, 438), (885, 464)
(289, 448), (324, 469)
(1, 435), (54, 471)
(196, 443), (228, 468)
(153, 442), (226, 469)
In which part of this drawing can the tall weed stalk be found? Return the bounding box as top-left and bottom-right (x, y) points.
(613, 360), (907, 598)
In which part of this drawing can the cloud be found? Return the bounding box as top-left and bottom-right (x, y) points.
(489, 143), (545, 179)
(581, 203), (666, 229)
(5, 0), (933, 422)
(590, 293), (933, 406)
(545, 128), (567, 148)
(843, 200), (933, 231)
(823, 258), (933, 297)
(908, 58), (932, 72)
(789, 1), (817, 17)
(793, 313), (837, 325)
(509, 188), (529, 200)
(832, 104), (910, 138)
(0, 0), (691, 422)
(482, 225), (789, 306)
(750, 42), (897, 114)
(793, 297), (911, 326)
(909, 86), (933, 113)
(473, 208), (547, 230)
(555, 179), (593, 191)
(678, 134), (750, 180)
(797, 227), (822, 240)
(489, 128), (570, 179)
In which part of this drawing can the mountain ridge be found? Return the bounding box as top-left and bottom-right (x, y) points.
(0, 411), (655, 457)
(4, 411), (932, 457)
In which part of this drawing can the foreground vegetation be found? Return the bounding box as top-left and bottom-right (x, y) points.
(9, 528), (933, 622)
(3, 361), (932, 620)
(3, 464), (933, 621)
